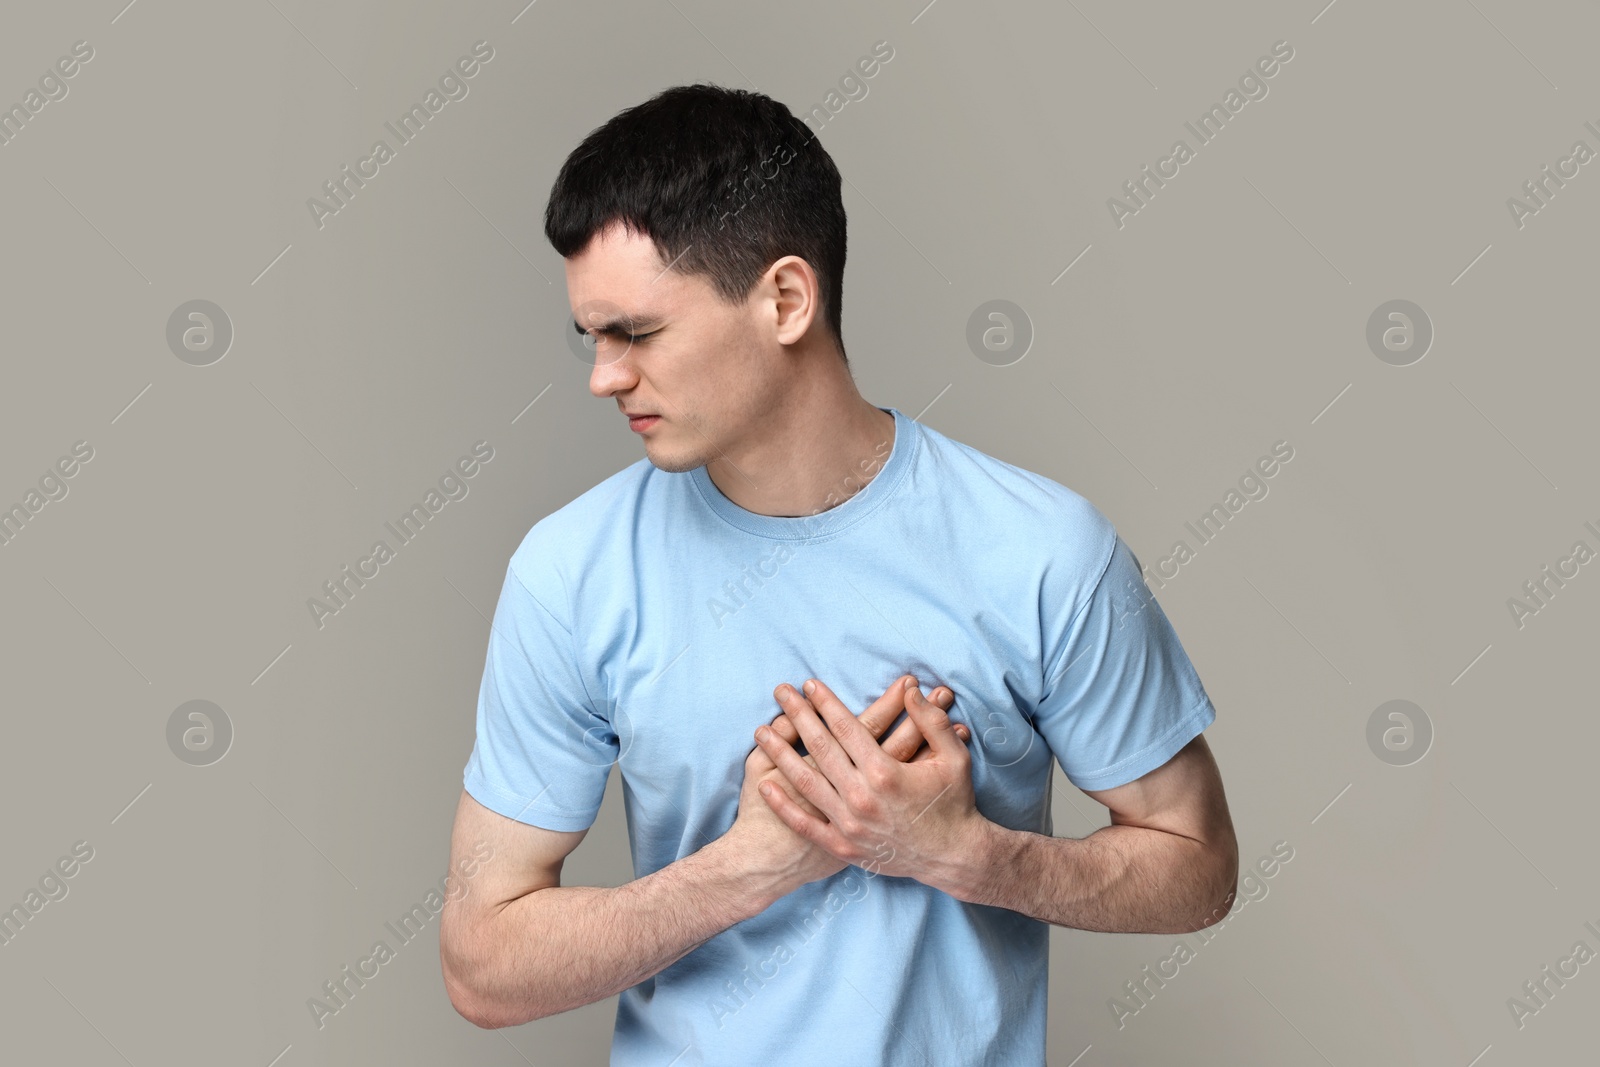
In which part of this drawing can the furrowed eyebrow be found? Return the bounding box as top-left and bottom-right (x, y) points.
(572, 313), (665, 336)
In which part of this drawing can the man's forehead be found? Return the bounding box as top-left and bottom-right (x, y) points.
(570, 303), (669, 333)
(565, 226), (689, 327)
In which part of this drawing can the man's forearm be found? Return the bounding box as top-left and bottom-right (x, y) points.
(937, 820), (1237, 935)
(448, 837), (776, 1027)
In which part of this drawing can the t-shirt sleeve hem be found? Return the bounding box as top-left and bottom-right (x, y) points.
(463, 771), (598, 833)
(1063, 696), (1216, 792)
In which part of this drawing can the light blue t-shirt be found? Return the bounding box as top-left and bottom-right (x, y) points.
(463, 406), (1216, 1066)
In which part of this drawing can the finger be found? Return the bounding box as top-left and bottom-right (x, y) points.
(881, 679), (954, 761)
(761, 769), (826, 820)
(852, 675), (913, 742)
(794, 678), (887, 772)
(757, 779), (853, 857)
(903, 684), (966, 759)
(756, 714), (847, 819)
(775, 680), (965, 762)
(744, 742), (775, 778)
(766, 710), (802, 747)
(774, 681), (872, 789)
(909, 721), (970, 762)
(748, 723), (838, 790)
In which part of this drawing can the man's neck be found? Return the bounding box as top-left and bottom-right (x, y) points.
(704, 394), (896, 520)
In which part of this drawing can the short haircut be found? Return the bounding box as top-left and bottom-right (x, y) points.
(544, 83), (849, 362)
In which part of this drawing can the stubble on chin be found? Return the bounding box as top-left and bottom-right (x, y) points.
(641, 438), (708, 475)
(644, 417), (722, 475)
(648, 453), (703, 474)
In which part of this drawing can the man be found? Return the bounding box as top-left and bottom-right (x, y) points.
(440, 83), (1237, 1065)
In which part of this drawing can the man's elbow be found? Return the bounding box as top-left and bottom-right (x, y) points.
(451, 994), (500, 1030)
(442, 936), (538, 1029)
(445, 959), (563, 1028)
(1185, 843), (1240, 933)
(447, 975), (546, 1029)
(444, 959), (499, 1029)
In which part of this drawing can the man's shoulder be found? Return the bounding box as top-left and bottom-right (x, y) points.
(506, 457), (658, 582)
(916, 420), (1116, 552)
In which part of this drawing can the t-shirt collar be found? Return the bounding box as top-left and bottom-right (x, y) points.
(688, 406), (913, 541)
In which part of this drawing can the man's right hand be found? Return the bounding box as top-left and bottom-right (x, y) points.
(725, 675), (969, 905)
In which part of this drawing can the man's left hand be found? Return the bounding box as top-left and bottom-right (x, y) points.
(753, 677), (989, 887)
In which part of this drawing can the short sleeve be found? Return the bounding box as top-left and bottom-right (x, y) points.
(462, 559), (616, 832)
(1034, 533), (1216, 792)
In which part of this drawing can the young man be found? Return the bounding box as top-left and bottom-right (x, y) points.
(440, 84), (1237, 1064)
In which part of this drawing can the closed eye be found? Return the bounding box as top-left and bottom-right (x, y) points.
(574, 323), (659, 345)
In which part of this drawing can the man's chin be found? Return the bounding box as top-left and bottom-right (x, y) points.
(642, 446), (704, 475)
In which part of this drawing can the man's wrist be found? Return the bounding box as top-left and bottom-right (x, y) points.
(701, 835), (790, 919)
(927, 814), (1018, 904)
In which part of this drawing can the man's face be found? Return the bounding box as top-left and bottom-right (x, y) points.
(567, 220), (778, 474)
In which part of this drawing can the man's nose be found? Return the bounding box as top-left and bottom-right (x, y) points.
(588, 341), (637, 397)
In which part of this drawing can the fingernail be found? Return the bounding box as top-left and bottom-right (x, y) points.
(803, 679), (816, 695)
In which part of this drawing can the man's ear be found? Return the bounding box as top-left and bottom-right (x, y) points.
(766, 255), (821, 346)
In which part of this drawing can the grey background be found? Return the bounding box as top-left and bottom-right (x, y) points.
(1, 0), (1594, 1063)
